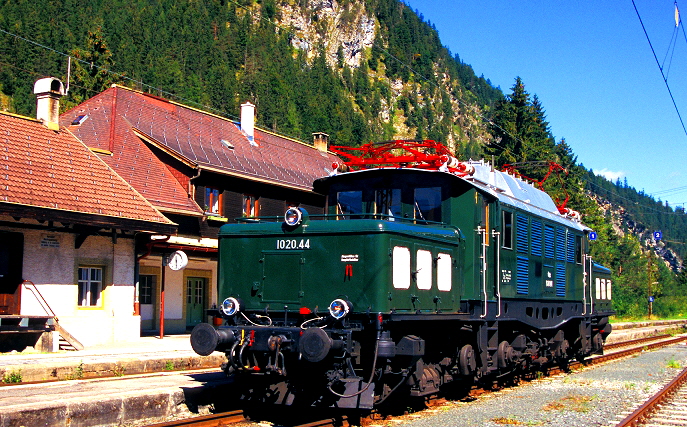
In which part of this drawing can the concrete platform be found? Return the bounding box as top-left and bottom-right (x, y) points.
(605, 319), (687, 344)
(0, 320), (683, 427)
(0, 334), (226, 383)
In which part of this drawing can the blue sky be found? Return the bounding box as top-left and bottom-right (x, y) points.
(405, 0), (687, 208)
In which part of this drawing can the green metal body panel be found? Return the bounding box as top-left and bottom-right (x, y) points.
(218, 219), (463, 314)
(216, 167), (609, 320)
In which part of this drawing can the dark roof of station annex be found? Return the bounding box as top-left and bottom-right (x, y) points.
(60, 85), (341, 216)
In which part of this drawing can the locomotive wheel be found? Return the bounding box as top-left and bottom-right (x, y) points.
(459, 344), (477, 376)
(497, 341), (518, 369)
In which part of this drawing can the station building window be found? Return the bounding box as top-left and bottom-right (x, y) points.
(243, 194), (259, 217)
(139, 274), (155, 305)
(78, 266), (103, 307)
(205, 187), (222, 215)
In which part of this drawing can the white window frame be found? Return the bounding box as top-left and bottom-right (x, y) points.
(393, 246), (411, 289)
(78, 266), (103, 307)
(437, 253), (452, 291)
(416, 249), (433, 290)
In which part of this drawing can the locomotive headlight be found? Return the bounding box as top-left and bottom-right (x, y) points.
(221, 297), (241, 317)
(329, 299), (351, 319)
(284, 207), (303, 226)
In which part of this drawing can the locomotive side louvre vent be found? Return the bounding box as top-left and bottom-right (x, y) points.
(555, 228), (566, 262)
(556, 264), (566, 297)
(516, 256), (529, 295)
(531, 219), (542, 257)
(544, 225), (555, 259)
(566, 232), (576, 263)
(516, 214), (528, 254)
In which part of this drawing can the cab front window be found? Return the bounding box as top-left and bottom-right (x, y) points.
(337, 191), (363, 218)
(414, 187), (442, 222)
(375, 189), (402, 220)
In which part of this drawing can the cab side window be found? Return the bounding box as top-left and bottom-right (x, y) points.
(502, 211), (513, 249)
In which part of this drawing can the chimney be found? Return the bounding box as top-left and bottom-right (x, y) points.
(240, 101), (255, 143)
(313, 132), (329, 152)
(33, 77), (65, 130)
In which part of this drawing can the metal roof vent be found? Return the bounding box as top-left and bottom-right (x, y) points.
(240, 101), (255, 144)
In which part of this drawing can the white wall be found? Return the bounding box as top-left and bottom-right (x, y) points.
(139, 254), (217, 334)
(8, 225), (141, 347)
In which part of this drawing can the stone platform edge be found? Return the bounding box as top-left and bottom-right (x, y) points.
(0, 353), (227, 383)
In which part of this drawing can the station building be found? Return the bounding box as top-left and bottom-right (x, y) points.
(0, 78), (176, 348)
(59, 84), (340, 337)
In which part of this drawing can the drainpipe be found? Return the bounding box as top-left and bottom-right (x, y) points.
(189, 168), (201, 200)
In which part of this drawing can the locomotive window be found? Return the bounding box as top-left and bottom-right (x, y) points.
(392, 246), (411, 289)
(375, 189), (402, 219)
(337, 191), (363, 218)
(575, 235), (583, 264)
(416, 250), (433, 290)
(606, 280), (612, 300)
(414, 187), (442, 222)
(502, 211), (513, 249)
(595, 278), (602, 300)
(437, 253), (452, 291)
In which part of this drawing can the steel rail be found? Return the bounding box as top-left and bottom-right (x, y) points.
(615, 365), (687, 427)
(144, 410), (246, 427)
(604, 334), (671, 351)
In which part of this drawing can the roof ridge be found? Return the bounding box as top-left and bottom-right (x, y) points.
(110, 84), (326, 153)
(0, 110), (41, 123)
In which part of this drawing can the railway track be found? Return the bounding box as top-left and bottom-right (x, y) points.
(143, 334), (687, 427)
(615, 365), (687, 427)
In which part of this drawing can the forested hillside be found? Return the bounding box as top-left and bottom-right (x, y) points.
(0, 0), (501, 148)
(0, 0), (685, 317)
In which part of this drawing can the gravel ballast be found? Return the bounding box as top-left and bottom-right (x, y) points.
(392, 342), (687, 427)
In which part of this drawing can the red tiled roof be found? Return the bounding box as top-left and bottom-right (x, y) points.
(0, 111), (175, 230)
(61, 86), (339, 212)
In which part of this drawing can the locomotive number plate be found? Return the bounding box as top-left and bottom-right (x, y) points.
(275, 238), (310, 250)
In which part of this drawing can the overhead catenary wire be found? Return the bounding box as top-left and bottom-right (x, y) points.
(632, 0), (687, 137)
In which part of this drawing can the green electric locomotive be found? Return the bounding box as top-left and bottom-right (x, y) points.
(190, 140), (613, 409)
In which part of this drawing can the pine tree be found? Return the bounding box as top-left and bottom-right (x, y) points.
(66, 26), (117, 108)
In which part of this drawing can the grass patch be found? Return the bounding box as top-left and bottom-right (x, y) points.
(2, 369), (22, 383)
(543, 394), (596, 413)
(492, 416), (525, 425)
(666, 358), (682, 369)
